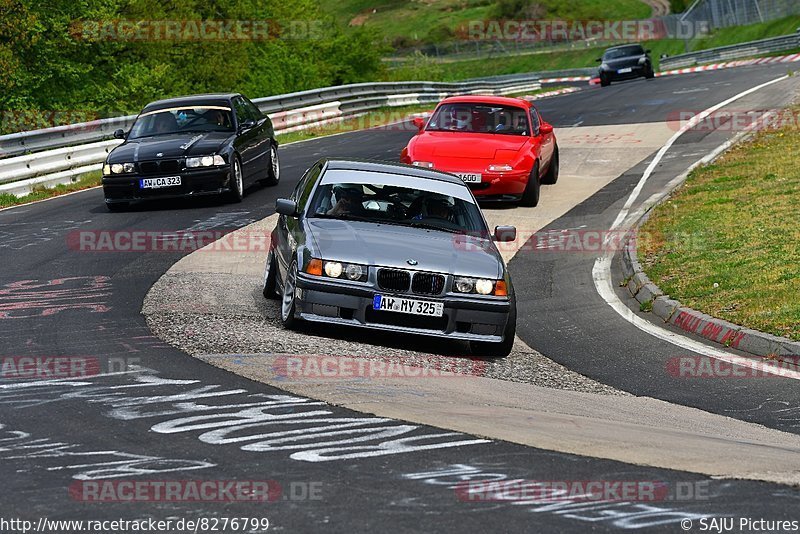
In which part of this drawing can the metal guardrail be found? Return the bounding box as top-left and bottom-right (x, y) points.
(660, 31), (800, 69)
(0, 76), (543, 197)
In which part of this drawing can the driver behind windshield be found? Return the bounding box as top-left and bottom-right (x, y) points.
(153, 112), (178, 134)
(414, 197), (454, 222)
(327, 186), (366, 217)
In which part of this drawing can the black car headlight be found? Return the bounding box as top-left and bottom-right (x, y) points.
(318, 260), (368, 282)
(454, 276), (507, 296)
(103, 162), (135, 175)
(186, 155), (226, 168)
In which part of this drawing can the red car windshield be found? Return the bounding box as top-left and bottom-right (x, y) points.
(426, 103), (532, 136)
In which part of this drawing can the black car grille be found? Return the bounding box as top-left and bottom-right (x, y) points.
(411, 272), (445, 296)
(138, 159), (182, 175)
(377, 269), (411, 292)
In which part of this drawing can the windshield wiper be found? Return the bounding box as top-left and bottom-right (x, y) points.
(409, 221), (460, 234)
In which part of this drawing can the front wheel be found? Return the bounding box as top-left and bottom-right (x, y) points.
(519, 161), (540, 207)
(280, 260), (300, 329)
(600, 75), (611, 87)
(541, 146), (559, 185)
(262, 250), (279, 299)
(260, 144), (280, 186)
(227, 155), (244, 203)
(470, 301), (516, 358)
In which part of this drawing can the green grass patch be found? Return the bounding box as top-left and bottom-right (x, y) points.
(638, 118), (800, 341)
(321, 0), (651, 46)
(0, 171), (102, 209)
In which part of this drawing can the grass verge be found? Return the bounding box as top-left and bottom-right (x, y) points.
(0, 171), (102, 209)
(387, 15), (800, 81)
(638, 116), (800, 341)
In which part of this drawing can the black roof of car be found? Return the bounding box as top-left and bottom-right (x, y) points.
(324, 158), (465, 185)
(141, 93), (241, 113)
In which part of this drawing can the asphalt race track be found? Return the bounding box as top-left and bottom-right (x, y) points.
(1, 64), (799, 533)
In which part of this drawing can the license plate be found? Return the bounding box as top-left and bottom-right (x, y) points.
(373, 295), (444, 317)
(455, 172), (482, 183)
(618, 67), (633, 74)
(140, 176), (181, 189)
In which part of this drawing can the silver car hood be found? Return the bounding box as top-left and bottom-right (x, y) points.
(308, 219), (503, 279)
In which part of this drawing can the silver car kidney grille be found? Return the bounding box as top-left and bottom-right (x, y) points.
(377, 268), (445, 296)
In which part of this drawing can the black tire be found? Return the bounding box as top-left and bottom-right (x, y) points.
(600, 75), (611, 87)
(227, 155), (244, 203)
(645, 68), (655, 80)
(280, 260), (300, 329)
(106, 202), (128, 212)
(519, 161), (540, 207)
(470, 299), (516, 358)
(262, 250), (279, 299)
(541, 145), (559, 185)
(259, 143), (280, 187)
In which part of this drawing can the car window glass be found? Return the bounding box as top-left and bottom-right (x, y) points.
(128, 107), (234, 139)
(298, 166), (321, 210)
(244, 98), (263, 120)
(233, 97), (254, 124)
(308, 181), (487, 234)
(427, 104), (530, 135)
(603, 45), (645, 60)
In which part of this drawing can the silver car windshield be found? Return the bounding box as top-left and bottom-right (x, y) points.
(309, 172), (488, 235)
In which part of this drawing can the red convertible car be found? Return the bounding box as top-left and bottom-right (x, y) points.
(400, 95), (558, 207)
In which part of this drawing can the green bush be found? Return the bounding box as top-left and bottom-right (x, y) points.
(0, 0), (387, 134)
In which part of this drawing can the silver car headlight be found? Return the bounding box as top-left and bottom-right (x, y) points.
(186, 155), (225, 168)
(453, 277), (506, 296)
(105, 162), (135, 175)
(322, 260), (368, 282)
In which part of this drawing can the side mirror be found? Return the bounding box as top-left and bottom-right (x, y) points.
(539, 123), (554, 135)
(276, 198), (298, 217)
(646, 49), (652, 54)
(596, 58), (602, 63)
(412, 117), (425, 132)
(113, 129), (126, 140)
(239, 119), (256, 132)
(494, 226), (517, 243)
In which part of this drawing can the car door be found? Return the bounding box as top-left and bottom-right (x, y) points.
(244, 97), (274, 174)
(232, 96), (260, 182)
(275, 163), (321, 283)
(531, 107), (554, 174)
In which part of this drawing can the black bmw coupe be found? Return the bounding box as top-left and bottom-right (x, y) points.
(102, 93), (280, 211)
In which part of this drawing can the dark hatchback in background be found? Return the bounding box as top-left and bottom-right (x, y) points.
(102, 93), (280, 211)
(597, 44), (655, 87)
(262, 158), (519, 357)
